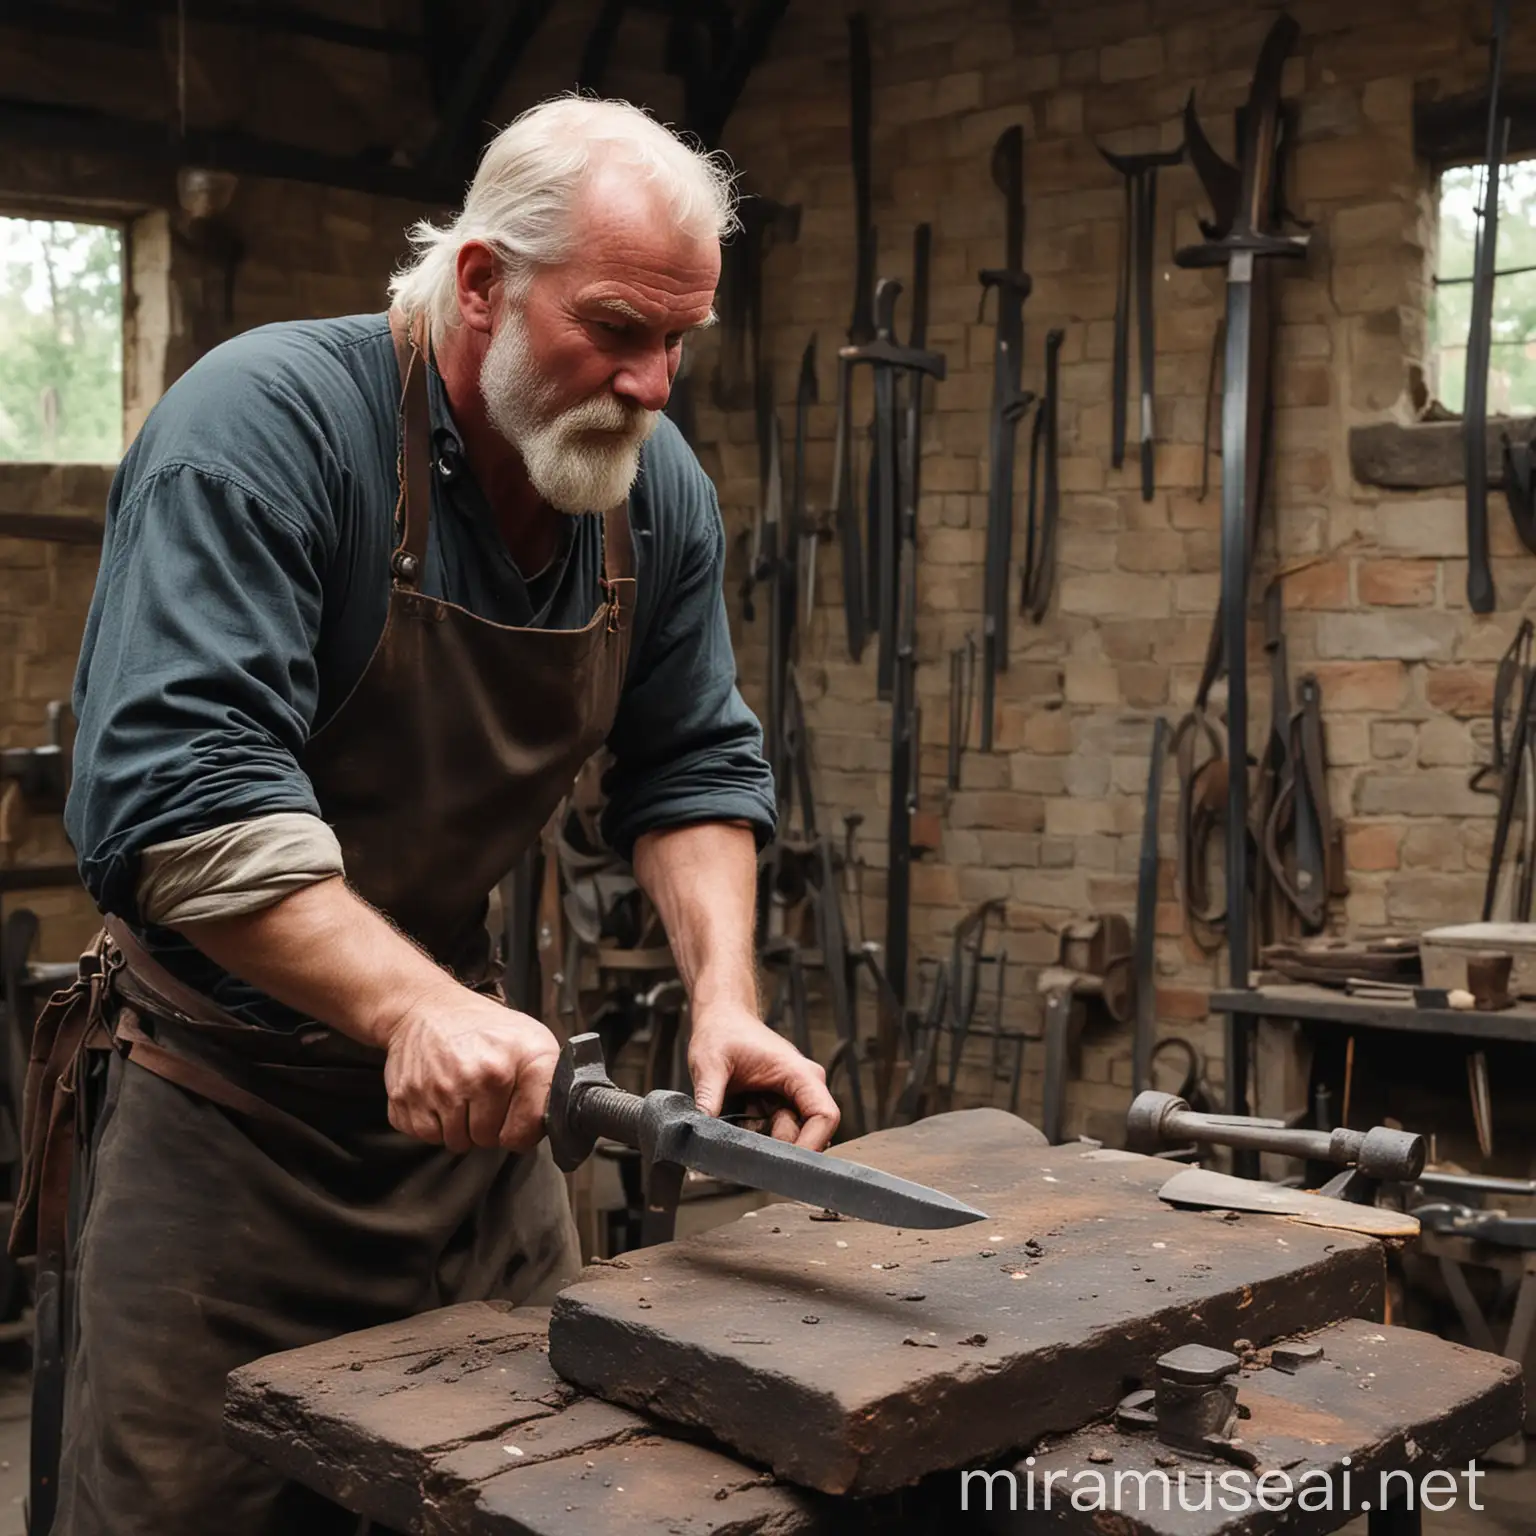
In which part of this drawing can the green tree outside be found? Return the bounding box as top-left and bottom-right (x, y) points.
(1433, 156), (1536, 417)
(0, 217), (125, 463)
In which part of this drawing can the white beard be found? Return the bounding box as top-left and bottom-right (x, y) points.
(478, 306), (657, 515)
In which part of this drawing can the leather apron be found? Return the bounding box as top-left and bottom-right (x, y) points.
(32, 309), (636, 1536)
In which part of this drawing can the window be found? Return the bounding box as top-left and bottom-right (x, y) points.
(0, 217), (124, 462)
(1432, 156), (1536, 417)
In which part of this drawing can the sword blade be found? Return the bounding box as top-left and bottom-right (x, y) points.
(661, 1112), (987, 1229)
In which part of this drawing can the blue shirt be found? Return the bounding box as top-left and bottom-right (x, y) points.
(66, 313), (773, 1021)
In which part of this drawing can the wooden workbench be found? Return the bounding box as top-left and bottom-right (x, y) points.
(1210, 985), (1536, 1045)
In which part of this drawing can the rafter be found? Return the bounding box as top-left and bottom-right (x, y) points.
(0, 0), (423, 53)
(0, 96), (459, 203)
(417, 0), (558, 175)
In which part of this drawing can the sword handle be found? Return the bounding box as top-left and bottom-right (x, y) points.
(575, 1084), (645, 1148)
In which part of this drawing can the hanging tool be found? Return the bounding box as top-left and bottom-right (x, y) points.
(1463, 0), (1512, 615)
(1132, 717), (1169, 1095)
(1175, 14), (1308, 1127)
(977, 124), (1035, 751)
(839, 278), (946, 1023)
(546, 1034), (987, 1247)
(947, 632), (977, 791)
(792, 337), (820, 641)
(1101, 142), (1185, 501)
(831, 12), (875, 660)
(1020, 327), (1064, 623)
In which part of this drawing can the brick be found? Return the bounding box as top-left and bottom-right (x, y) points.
(1057, 573), (1172, 619)
(1115, 530), (1185, 573)
(1425, 663), (1496, 718)
(1310, 661), (1409, 712)
(1357, 559), (1437, 607)
(1282, 560), (1351, 610)
(1417, 717), (1474, 768)
(1344, 821), (1401, 872)
(1384, 874), (1490, 927)
(948, 792), (1045, 833)
(909, 863), (961, 906)
(1402, 822), (1467, 872)
(1370, 721), (1413, 764)
(1355, 768), (1496, 820)
(1314, 611), (1460, 663)
(1100, 33), (1163, 82)
(1157, 984), (1212, 1021)
(1062, 660), (1121, 706)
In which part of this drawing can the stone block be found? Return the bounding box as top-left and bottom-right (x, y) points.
(1355, 768), (1495, 820)
(1282, 560), (1351, 610)
(547, 1122), (1383, 1497)
(1344, 821), (1401, 873)
(1384, 874), (1489, 926)
(1402, 822), (1467, 872)
(1314, 611), (1460, 663)
(1357, 558), (1438, 607)
(1057, 572), (1172, 620)
(1099, 33), (1164, 83)
(1309, 660), (1410, 712)
(1424, 667), (1495, 718)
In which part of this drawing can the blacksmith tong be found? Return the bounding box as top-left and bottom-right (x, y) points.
(545, 1033), (986, 1247)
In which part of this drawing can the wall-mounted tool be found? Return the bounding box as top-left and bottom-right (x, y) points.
(1100, 141), (1185, 501)
(838, 277), (946, 1032)
(1019, 327), (1064, 624)
(830, 12), (876, 660)
(1462, 0), (1512, 614)
(544, 1032), (987, 1246)
(1038, 913), (1134, 1143)
(1132, 717), (1169, 1094)
(946, 631), (977, 791)
(1175, 14), (1309, 1125)
(977, 124), (1035, 751)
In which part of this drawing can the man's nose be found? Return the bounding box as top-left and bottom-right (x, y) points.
(613, 347), (672, 413)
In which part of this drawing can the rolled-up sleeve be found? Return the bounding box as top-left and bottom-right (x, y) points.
(66, 463), (328, 922)
(600, 477), (775, 860)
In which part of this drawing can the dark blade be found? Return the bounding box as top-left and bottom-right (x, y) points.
(658, 1112), (987, 1228)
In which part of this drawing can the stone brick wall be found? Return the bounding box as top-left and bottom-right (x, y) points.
(3, 0), (1533, 1144)
(0, 466), (112, 959)
(689, 0), (1536, 1138)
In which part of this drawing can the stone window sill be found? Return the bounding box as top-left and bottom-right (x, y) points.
(1350, 417), (1536, 491)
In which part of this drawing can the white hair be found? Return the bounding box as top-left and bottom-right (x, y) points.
(389, 95), (740, 330)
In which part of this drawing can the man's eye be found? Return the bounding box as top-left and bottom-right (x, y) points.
(595, 321), (627, 336)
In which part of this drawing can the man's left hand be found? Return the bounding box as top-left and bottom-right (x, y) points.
(689, 1005), (840, 1150)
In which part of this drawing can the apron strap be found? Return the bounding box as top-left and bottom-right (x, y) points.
(600, 500), (637, 634)
(386, 307), (433, 588)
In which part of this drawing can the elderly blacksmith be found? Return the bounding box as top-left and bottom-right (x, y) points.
(34, 96), (837, 1535)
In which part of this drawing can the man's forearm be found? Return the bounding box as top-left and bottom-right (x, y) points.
(176, 876), (462, 1049)
(632, 821), (758, 1013)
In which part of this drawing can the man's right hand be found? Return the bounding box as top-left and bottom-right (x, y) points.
(381, 991), (560, 1153)
(179, 878), (561, 1154)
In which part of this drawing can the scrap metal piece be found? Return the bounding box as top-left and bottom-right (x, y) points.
(544, 1033), (986, 1244)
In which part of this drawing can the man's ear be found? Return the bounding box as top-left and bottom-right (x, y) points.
(455, 240), (502, 333)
